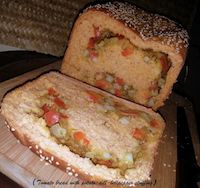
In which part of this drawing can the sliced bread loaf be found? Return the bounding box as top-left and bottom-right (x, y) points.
(1, 72), (165, 186)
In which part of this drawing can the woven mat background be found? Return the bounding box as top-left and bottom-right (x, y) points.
(0, 0), (198, 57)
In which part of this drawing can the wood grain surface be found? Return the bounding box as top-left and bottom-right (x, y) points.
(0, 61), (199, 188)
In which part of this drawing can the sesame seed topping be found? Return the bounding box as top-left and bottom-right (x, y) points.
(68, 172), (73, 176)
(45, 157), (49, 160)
(39, 149), (43, 154)
(72, 169), (75, 173)
(74, 173), (78, 177)
(86, 1), (189, 53)
(56, 161), (60, 165)
(51, 156), (54, 161)
(11, 128), (15, 131)
(48, 160), (52, 164)
(67, 167), (71, 170)
(35, 145), (39, 149)
(28, 146), (32, 149)
(39, 154), (45, 159)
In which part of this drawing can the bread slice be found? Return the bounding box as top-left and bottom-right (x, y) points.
(1, 72), (165, 186)
(61, 1), (189, 110)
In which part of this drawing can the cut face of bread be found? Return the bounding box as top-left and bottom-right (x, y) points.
(1, 72), (165, 185)
(61, 1), (188, 110)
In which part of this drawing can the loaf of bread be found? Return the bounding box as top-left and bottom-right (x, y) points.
(1, 72), (165, 186)
(61, 1), (189, 110)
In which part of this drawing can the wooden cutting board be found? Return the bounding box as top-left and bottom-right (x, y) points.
(0, 61), (199, 188)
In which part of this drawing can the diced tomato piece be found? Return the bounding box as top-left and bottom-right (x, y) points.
(73, 131), (85, 141)
(43, 110), (60, 126)
(114, 89), (122, 97)
(96, 159), (113, 168)
(132, 128), (145, 140)
(86, 90), (102, 103)
(148, 82), (158, 91)
(87, 37), (96, 49)
(95, 79), (110, 90)
(41, 104), (50, 113)
(83, 138), (90, 145)
(115, 77), (124, 85)
(93, 26), (101, 38)
(48, 87), (58, 96)
(120, 109), (140, 117)
(116, 34), (124, 40)
(54, 97), (67, 109)
(121, 47), (133, 56)
(150, 119), (160, 129)
(60, 113), (69, 119)
(88, 49), (98, 61)
(160, 55), (170, 74)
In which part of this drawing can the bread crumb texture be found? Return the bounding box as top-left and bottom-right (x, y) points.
(1, 72), (165, 185)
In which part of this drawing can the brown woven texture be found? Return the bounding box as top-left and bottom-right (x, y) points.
(0, 0), (197, 57)
(0, 0), (91, 56)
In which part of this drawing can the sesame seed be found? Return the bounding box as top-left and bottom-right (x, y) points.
(11, 128), (15, 131)
(39, 155), (45, 159)
(72, 169), (75, 172)
(67, 167), (71, 170)
(51, 156), (54, 161)
(56, 162), (60, 165)
(168, 164), (171, 168)
(28, 146), (32, 149)
(45, 157), (49, 160)
(68, 172), (73, 176)
(35, 145), (39, 149)
(163, 163), (166, 167)
(39, 150), (42, 154)
(48, 160), (52, 164)
(74, 173), (78, 177)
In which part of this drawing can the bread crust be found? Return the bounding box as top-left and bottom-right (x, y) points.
(61, 1), (189, 110)
(1, 72), (165, 187)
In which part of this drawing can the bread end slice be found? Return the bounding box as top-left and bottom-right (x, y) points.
(61, 1), (188, 110)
